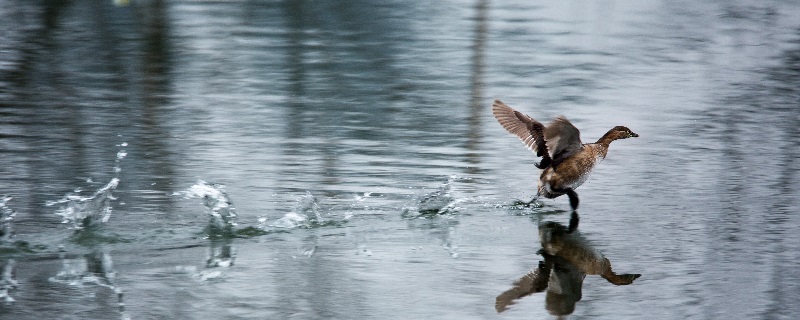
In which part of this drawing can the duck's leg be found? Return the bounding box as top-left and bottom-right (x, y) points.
(548, 187), (579, 210)
(565, 189), (579, 211)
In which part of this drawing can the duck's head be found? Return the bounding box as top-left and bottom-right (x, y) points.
(610, 126), (639, 139)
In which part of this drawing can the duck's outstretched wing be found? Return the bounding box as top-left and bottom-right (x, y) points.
(492, 100), (552, 168)
(544, 116), (582, 165)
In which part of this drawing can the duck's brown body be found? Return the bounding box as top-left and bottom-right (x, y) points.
(539, 143), (606, 199)
(492, 99), (638, 209)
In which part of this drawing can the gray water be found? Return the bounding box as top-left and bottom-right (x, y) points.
(1, 0), (799, 319)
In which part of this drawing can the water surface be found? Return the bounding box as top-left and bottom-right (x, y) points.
(1, 0), (799, 319)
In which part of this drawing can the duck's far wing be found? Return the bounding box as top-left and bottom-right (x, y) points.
(492, 100), (549, 158)
(545, 116), (582, 164)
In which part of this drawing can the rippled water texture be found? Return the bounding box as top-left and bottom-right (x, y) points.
(1, 1), (799, 319)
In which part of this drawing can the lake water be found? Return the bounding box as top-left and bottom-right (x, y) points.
(1, 0), (799, 319)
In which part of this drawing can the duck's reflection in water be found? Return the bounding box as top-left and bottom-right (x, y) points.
(496, 212), (641, 317)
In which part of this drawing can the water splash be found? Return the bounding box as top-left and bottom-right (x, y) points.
(264, 212), (306, 229)
(49, 249), (126, 317)
(356, 244), (373, 257)
(50, 250), (117, 288)
(354, 192), (372, 202)
(114, 144), (127, 173)
(176, 240), (235, 281)
(442, 228), (460, 259)
(206, 239), (235, 268)
(302, 245), (317, 258)
(46, 178), (120, 230)
(46, 143), (127, 230)
(0, 259), (17, 304)
(418, 182), (456, 214)
(263, 191), (325, 229)
(0, 195), (16, 242)
(177, 181), (238, 236)
(173, 265), (226, 282)
(402, 176), (463, 218)
(174, 238), (236, 283)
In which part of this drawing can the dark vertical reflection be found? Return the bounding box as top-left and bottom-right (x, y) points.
(273, 2), (309, 315)
(277, 0), (346, 308)
(278, 0), (421, 316)
(702, 20), (800, 318)
(280, 0), (342, 193)
(760, 33), (800, 319)
(0, 1), (178, 315)
(276, 0), (463, 195)
(0, 0), (178, 220)
(133, 0), (176, 209)
(464, 0), (489, 175)
(282, 0), (307, 141)
(3, 0), (80, 218)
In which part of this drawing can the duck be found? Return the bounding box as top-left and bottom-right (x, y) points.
(492, 99), (638, 210)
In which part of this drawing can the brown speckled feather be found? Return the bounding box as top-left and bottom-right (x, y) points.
(492, 100), (549, 159)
